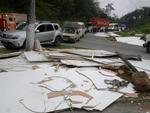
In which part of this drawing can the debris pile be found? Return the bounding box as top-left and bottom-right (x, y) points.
(0, 49), (150, 113)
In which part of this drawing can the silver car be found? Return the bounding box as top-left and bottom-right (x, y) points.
(0, 21), (63, 49)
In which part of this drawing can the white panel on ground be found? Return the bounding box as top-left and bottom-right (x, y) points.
(116, 37), (145, 46)
(0, 67), (126, 113)
(24, 51), (50, 62)
(61, 59), (100, 67)
(77, 68), (123, 89)
(129, 59), (150, 74)
(63, 49), (116, 57)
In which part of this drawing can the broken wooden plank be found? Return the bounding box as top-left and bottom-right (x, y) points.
(116, 52), (150, 92)
(0, 51), (21, 59)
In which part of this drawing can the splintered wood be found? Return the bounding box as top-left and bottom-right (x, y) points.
(102, 64), (150, 92)
(47, 90), (93, 104)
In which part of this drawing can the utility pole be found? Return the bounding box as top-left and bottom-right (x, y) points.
(26, 0), (36, 51)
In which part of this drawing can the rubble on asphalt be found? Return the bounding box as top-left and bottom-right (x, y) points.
(0, 49), (150, 113)
(94, 32), (145, 46)
(116, 36), (145, 46)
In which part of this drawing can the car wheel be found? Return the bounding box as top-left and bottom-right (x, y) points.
(146, 43), (150, 53)
(54, 36), (61, 46)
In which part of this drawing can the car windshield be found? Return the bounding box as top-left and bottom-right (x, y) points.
(63, 28), (76, 33)
(16, 22), (27, 30)
(16, 22), (39, 30)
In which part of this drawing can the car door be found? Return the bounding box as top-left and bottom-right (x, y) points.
(35, 24), (48, 42)
(46, 24), (55, 41)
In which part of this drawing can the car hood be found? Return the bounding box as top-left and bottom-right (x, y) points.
(63, 33), (76, 37)
(2, 30), (26, 37)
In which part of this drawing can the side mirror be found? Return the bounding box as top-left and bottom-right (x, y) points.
(35, 30), (40, 33)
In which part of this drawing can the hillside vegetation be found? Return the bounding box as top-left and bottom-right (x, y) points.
(120, 7), (150, 34)
(0, 0), (106, 23)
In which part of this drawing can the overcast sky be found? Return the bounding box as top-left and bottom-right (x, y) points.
(99, 0), (150, 18)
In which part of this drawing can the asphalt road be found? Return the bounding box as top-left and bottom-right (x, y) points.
(63, 33), (150, 60)
(61, 33), (150, 113)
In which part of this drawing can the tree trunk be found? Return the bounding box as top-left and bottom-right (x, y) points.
(26, 0), (36, 51)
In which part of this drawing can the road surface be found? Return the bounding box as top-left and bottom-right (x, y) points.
(63, 33), (150, 60)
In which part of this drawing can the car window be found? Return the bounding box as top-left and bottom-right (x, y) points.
(47, 24), (54, 31)
(37, 25), (46, 32)
(54, 25), (59, 30)
(16, 22), (27, 30)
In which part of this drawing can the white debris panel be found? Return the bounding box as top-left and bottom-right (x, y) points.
(1, 49), (150, 113)
(116, 37), (145, 46)
(62, 49), (116, 57)
(94, 32), (109, 37)
(61, 59), (100, 67)
(94, 32), (120, 37)
(0, 67), (125, 113)
(24, 51), (50, 62)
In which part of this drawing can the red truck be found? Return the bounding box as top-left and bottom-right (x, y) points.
(88, 18), (110, 27)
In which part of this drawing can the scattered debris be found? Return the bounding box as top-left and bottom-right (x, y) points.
(0, 49), (150, 113)
(62, 49), (117, 58)
(32, 65), (40, 70)
(61, 59), (100, 67)
(117, 52), (150, 92)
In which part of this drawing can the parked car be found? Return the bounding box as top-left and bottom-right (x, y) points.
(143, 34), (150, 53)
(62, 21), (86, 43)
(0, 21), (63, 49)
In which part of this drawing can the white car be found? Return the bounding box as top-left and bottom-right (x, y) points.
(0, 21), (63, 49)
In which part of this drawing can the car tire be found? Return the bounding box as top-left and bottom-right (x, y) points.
(54, 36), (61, 46)
(146, 43), (150, 53)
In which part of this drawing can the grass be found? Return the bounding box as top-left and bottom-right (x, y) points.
(0, 48), (18, 54)
(132, 23), (150, 34)
(0, 44), (86, 54)
(116, 31), (136, 37)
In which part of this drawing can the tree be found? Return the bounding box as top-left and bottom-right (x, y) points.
(26, 0), (36, 51)
(104, 3), (114, 17)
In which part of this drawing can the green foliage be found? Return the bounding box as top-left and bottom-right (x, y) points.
(132, 23), (150, 34)
(120, 7), (150, 28)
(0, 0), (106, 23)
